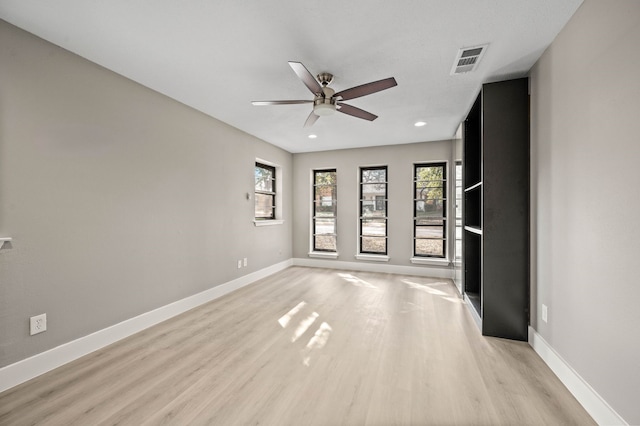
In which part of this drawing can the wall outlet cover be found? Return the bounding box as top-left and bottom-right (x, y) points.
(30, 313), (47, 335)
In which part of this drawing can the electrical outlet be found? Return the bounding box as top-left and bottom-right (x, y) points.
(237, 260), (242, 269)
(30, 313), (47, 335)
(541, 304), (548, 323)
(243, 258), (247, 267)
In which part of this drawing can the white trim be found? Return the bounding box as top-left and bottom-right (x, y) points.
(0, 259), (293, 394)
(528, 327), (628, 426)
(464, 226), (482, 235)
(410, 257), (450, 266)
(253, 219), (284, 227)
(464, 181), (482, 192)
(308, 251), (339, 259)
(355, 253), (389, 262)
(294, 257), (453, 279)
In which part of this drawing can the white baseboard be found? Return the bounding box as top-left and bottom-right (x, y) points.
(292, 257), (453, 279)
(528, 327), (627, 426)
(0, 259), (293, 394)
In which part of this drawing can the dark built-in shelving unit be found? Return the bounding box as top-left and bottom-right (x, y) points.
(463, 78), (530, 341)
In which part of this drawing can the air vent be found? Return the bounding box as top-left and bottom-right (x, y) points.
(451, 45), (488, 75)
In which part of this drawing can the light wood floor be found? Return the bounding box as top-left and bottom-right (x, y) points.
(0, 267), (595, 425)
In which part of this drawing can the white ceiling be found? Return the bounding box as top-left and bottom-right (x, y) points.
(0, 0), (583, 153)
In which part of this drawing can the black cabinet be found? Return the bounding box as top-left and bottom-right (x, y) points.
(462, 78), (529, 341)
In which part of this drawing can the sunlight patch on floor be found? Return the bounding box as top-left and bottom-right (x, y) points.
(291, 312), (319, 342)
(401, 279), (462, 303)
(338, 272), (377, 288)
(402, 279), (448, 295)
(301, 322), (333, 366)
(278, 301), (307, 328)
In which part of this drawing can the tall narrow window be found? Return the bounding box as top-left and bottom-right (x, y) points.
(360, 166), (388, 255)
(414, 163), (446, 257)
(255, 162), (276, 220)
(312, 169), (337, 252)
(455, 162), (462, 260)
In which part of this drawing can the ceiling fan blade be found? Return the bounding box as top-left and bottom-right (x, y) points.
(334, 77), (397, 101)
(289, 61), (323, 95)
(252, 100), (313, 106)
(304, 111), (319, 127)
(337, 103), (378, 121)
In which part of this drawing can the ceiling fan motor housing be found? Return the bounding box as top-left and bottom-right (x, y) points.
(313, 86), (337, 116)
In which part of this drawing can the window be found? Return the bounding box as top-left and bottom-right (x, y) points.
(359, 166), (387, 255)
(255, 162), (276, 220)
(312, 169), (337, 252)
(455, 162), (462, 261)
(414, 163), (446, 258)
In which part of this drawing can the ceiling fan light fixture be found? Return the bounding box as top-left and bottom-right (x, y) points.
(414, 121), (427, 127)
(314, 102), (336, 116)
(308, 134), (317, 139)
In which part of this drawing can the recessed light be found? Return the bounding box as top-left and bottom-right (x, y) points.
(414, 121), (427, 127)
(308, 134), (317, 139)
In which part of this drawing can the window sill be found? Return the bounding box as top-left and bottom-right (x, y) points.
(253, 220), (284, 227)
(308, 251), (339, 259)
(355, 254), (390, 262)
(410, 257), (451, 266)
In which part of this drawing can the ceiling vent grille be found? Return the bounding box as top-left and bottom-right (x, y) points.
(451, 45), (488, 75)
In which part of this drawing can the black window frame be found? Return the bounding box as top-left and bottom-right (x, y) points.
(413, 162), (447, 258)
(254, 162), (276, 220)
(359, 166), (388, 255)
(312, 169), (337, 252)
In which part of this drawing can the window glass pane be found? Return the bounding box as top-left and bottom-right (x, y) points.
(415, 187), (443, 200)
(416, 226), (444, 239)
(415, 200), (445, 218)
(416, 218), (444, 226)
(362, 219), (386, 236)
(314, 217), (335, 235)
(361, 236), (386, 254)
(362, 199), (386, 217)
(255, 165), (274, 192)
(415, 239), (444, 256)
(254, 193), (274, 218)
(314, 199), (336, 216)
(416, 166), (443, 181)
(362, 169), (386, 183)
(314, 235), (336, 252)
(315, 171), (336, 185)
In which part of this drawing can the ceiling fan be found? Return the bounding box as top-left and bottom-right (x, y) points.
(252, 61), (397, 127)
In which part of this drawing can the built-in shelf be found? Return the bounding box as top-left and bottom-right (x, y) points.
(464, 226), (482, 235)
(462, 77), (529, 342)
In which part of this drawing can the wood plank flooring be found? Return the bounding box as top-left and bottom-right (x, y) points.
(0, 267), (596, 425)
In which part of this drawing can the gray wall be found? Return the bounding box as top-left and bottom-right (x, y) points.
(292, 141), (453, 266)
(0, 21), (292, 368)
(530, 0), (640, 423)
